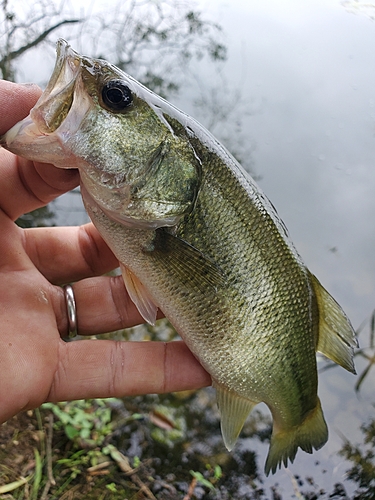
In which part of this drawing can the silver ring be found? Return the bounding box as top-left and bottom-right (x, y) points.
(63, 285), (78, 338)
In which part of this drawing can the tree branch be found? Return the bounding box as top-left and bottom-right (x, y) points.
(6, 18), (81, 62)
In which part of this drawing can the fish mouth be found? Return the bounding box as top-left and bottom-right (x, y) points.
(0, 39), (90, 166)
(30, 39), (82, 134)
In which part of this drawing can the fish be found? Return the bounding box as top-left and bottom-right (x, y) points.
(0, 39), (357, 475)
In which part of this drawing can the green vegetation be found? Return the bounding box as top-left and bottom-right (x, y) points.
(42, 400), (114, 447)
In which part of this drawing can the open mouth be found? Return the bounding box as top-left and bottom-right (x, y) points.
(0, 40), (92, 166)
(30, 39), (82, 134)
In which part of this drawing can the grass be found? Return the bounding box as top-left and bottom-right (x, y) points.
(0, 400), (165, 499)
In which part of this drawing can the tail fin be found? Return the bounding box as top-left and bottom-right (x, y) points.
(265, 398), (328, 476)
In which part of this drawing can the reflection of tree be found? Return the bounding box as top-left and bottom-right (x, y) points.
(353, 310), (375, 393)
(339, 419), (375, 499)
(0, 0), (80, 81)
(85, 0), (226, 98)
(342, 1), (375, 20)
(192, 71), (257, 176)
(316, 309), (375, 499)
(1, 0), (226, 91)
(2, 1), (255, 228)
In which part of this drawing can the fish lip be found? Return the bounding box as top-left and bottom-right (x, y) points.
(28, 39), (82, 134)
(2, 39), (82, 150)
(43, 39), (81, 100)
(1, 39), (88, 165)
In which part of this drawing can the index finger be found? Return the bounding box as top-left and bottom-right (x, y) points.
(48, 339), (211, 401)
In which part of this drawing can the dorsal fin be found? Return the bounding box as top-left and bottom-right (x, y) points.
(310, 272), (358, 374)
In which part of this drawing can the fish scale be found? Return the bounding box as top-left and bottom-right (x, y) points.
(0, 39), (357, 475)
(161, 160), (317, 431)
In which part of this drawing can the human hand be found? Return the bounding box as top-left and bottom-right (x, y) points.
(0, 80), (211, 424)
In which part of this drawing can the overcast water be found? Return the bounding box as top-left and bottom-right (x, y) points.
(19, 0), (375, 495)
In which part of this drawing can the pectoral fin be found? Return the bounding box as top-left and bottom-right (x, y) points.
(310, 273), (358, 374)
(120, 264), (158, 325)
(213, 381), (256, 451)
(146, 228), (225, 293)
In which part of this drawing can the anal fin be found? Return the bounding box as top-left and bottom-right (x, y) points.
(310, 273), (358, 374)
(120, 264), (158, 325)
(213, 381), (256, 452)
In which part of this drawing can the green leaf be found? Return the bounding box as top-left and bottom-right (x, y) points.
(80, 428), (91, 440)
(31, 449), (42, 500)
(106, 482), (118, 493)
(0, 477), (30, 494)
(190, 470), (215, 491)
(65, 425), (80, 440)
(214, 465), (222, 480)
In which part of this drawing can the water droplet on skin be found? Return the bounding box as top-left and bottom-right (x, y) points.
(37, 289), (49, 304)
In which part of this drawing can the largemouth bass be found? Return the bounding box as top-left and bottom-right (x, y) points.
(1, 40), (357, 474)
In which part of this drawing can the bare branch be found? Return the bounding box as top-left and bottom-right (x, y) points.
(5, 18), (80, 61)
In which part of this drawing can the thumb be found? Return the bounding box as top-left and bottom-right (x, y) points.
(0, 80), (42, 135)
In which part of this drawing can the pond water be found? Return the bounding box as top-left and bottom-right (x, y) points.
(48, 0), (375, 496)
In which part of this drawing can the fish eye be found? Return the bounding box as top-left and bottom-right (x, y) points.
(102, 80), (133, 112)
